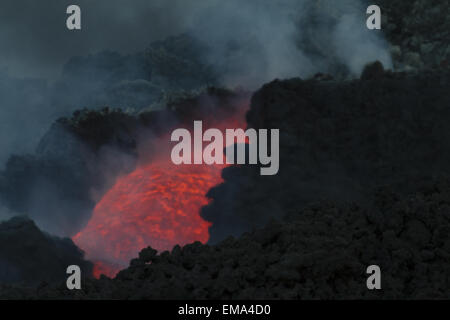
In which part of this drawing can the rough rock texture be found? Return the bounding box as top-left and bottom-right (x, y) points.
(203, 68), (450, 243)
(0, 217), (92, 286)
(380, 0), (450, 71)
(2, 179), (450, 299)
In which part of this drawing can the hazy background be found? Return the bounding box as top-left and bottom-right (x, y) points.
(0, 0), (186, 78)
(0, 0), (390, 79)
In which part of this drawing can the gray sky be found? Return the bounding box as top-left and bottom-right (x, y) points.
(0, 0), (187, 78)
(0, 0), (391, 81)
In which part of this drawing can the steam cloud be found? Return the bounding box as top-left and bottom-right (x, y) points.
(186, 0), (392, 86)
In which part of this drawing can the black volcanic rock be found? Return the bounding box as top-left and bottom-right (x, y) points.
(0, 216), (93, 285)
(202, 69), (450, 244)
(360, 61), (385, 80)
(3, 179), (450, 299)
(379, 0), (450, 71)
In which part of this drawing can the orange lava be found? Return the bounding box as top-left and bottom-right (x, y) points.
(73, 160), (223, 277)
(73, 104), (249, 279)
(92, 260), (124, 279)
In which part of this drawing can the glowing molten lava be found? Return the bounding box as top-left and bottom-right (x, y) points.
(73, 104), (248, 279)
(73, 160), (225, 278)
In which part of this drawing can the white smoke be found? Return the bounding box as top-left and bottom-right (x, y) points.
(0, 0), (394, 166)
(183, 0), (392, 87)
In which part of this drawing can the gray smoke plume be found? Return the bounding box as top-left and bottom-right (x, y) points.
(0, 0), (392, 164)
(185, 0), (392, 87)
(0, 0), (393, 237)
(0, 0), (391, 80)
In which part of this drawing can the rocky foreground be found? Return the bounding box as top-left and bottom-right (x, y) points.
(0, 217), (92, 286)
(2, 178), (450, 299)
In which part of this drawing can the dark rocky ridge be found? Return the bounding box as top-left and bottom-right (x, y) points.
(2, 178), (450, 299)
(203, 67), (450, 243)
(0, 217), (92, 286)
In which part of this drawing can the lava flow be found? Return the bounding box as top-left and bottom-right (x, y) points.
(73, 105), (248, 279)
(73, 160), (221, 278)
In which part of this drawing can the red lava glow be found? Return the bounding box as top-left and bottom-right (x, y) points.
(91, 260), (124, 279)
(74, 160), (222, 278)
(73, 105), (249, 279)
